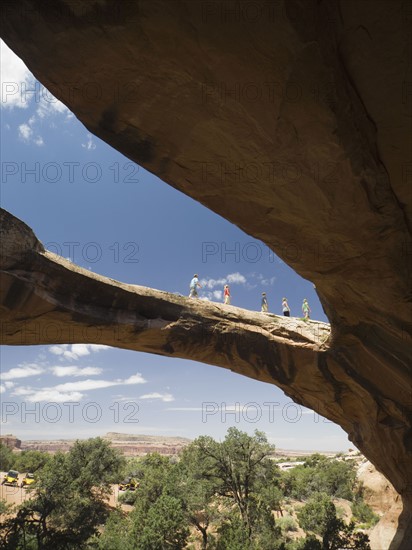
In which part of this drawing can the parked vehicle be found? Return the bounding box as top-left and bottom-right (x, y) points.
(118, 476), (139, 491)
(2, 470), (19, 486)
(21, 473), (36, 488)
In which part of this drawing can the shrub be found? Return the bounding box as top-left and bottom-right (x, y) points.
(351, 500), (379, 527)
(118, 490), (139, 505)
(277, 515), (298, 532)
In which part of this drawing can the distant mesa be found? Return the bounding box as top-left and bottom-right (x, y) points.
(14, 433), (191, 457)
(5, 432), (346, 460)
(0, 434), (21, 450)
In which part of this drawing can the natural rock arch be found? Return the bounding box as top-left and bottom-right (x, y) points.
(1, 1), (410, 547)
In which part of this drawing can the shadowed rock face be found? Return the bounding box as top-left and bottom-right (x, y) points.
(0, 1), (411, 546)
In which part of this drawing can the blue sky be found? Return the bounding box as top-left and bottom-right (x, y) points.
(0, 40), (350, 451)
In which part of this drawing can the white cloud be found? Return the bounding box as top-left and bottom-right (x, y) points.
(18, 123), (32, 140)
(1, 40), (72, 144)
(257, 274), (276, 286)
(33, 135), (44, 146)
(198, 271), (275, 302)
(53, 373), (146, 392)
(80, 344), (108, 354)
(0, 385), (4, 394)
(198, 272), (249, 302)
(17, 389), (83, 403)
(112, 396), (140, 402)
(227, 272), (246, 284)
(54, 379), (122, 392)
(50, 366), (103, 377)
(201, 289), (224, 302)
(18, 121), (44, 146)
(140, 392), (175, 402)
(201, 272), (247, 290)
(36, 93), (68, 119)
(11, 372), (146, 402)
(81, 133), (96, 150)
(49, 344), (66, 356)
(49, 344), (108, 360)
(201, 277), (226, 290)
(0, 40), (34, 109)
(166, 407), (203, 411)
(1, 364), (45, 381)
(11, 387), (33, 396)
(125, 374), (147, 384)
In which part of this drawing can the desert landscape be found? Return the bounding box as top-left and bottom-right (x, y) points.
(0, 432), (402, 550)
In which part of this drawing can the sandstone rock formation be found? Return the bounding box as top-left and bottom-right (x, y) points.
(358, 460), (404, 550)
(0, 434), (22, 450)
(0, 1), (411, 547)
(102, 433), (191, 456)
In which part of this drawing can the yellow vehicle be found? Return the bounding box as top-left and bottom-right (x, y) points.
(118, 476), (139, 491)
(21, 473), (36, 488)
(2, 469), (19, 486)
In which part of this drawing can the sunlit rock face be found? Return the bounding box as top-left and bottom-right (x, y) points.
(0, 1), (410, 546)
(0, 434), (21, 450)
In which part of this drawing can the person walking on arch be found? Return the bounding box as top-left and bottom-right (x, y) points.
(224, 284), (231, 305)
(302, 298), (311, 319)
(189, 274), (202, 298)
(282, 297), (290, 317)
(261, 292), (268, 313)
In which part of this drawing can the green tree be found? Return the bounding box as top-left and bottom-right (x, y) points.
(0, 437), (125, 549)
(282, 455), (356, 500)
(298, 493), (371, 550)
(317, 459), (356, 500)
(0, 500), (10, 515)
(130, 453), (174, 511)
(133, 494), (189, 549)
(177, 443), (221, 548)
(295, 536), (322, 550)
(216, 509), (284, 550)
(13, 450), (50, 474)
(189, 428), (281, 545)
(88, 508), (134, 550)
(0, 443), (13, 471)
(122, 453), (189, 549)
(216, 512), (250, 550)
(118, 489), (139, 506)
(298, 493), (337, 537)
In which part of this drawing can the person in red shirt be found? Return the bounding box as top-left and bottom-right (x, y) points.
(224, 284), (231, 305)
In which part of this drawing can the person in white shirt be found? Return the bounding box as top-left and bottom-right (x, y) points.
(189, 274), (202, 298)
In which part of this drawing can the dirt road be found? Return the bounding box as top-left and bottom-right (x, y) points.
(1, 472), (127, 510)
